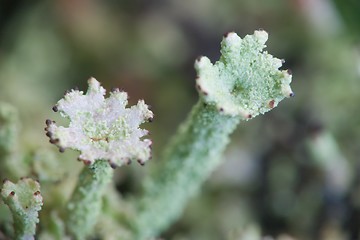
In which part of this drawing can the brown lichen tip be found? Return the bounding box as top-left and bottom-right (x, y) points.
(52, 105), (58, 112)
(195, 81), (209, 96)
(111, 87), (120, 93)
(223, 31), (234, 38)
(269, 100), (275, 109)
(64, 90), (71, 96)
(45, 119), (52, 126)
(147, 115), (154, 122)
(83, 160), (92, 166)
(137, 159), (145, 166)
(45, 120), (54, 139)
(49, 138), (59, 144)
(33, 191), (41, 196)
(108, 161), (118, 169)
(9, 191), (15, 196)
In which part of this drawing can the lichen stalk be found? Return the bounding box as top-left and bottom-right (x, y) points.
(132, 101), (239, 239)
(66, 160), (113, 240)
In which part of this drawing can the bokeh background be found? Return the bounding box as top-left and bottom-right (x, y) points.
(0, 0), (360, 239)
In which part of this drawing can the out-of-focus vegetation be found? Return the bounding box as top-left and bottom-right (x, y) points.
(0, 0), (359, 239)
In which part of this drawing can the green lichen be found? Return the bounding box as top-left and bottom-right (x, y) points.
(66, 160), (113, 240)
(133, 102), (239, 239)
(195, 30), (293, 118)
(46, 77), (153, 167)
(131, 30), (293, 239)
(1, 178), (43, 240)
(46, 78), (154, 239)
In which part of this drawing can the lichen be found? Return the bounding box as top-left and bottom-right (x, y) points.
(132, 30), (294, 239)
(195, 30), (293, 119)
(1, 178), (43, 240)
(45, 77), (153, 167)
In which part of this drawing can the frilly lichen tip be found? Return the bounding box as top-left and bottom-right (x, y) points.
(194, 30), (293, 119)
(45, 77), (153, 168)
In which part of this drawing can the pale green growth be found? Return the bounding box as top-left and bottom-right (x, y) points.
(195, 30), (293, 119)
(131, 30), (293, 239)
(66, 160), (113, 240)
(1, 178), (43, 240)
(46, 77), (153, 167)
(44, 78), (154, 239)
(132, 103), (239, 239)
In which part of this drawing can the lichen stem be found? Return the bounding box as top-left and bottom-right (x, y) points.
(132, 100), (240, 239)
(65, 160), (113, 239)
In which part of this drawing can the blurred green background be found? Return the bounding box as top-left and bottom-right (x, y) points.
(0, 0), (360, 239)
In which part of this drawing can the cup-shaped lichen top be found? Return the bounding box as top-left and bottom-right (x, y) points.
(195, 30), (293, 119)
(1, 178), (43, 240)
(45, 78), (153, 167)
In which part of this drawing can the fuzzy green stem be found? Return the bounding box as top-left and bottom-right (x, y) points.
(132, 100), (240, 239)
(66, 160), (113, 240)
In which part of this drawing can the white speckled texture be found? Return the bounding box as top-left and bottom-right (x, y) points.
(47, 77), (153, 166)
(194, 30), (293, 119)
